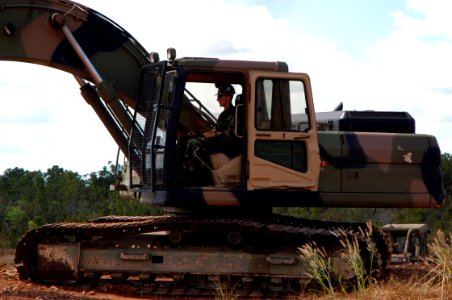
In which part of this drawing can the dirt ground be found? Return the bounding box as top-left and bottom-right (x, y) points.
(0, 249), (157, 300)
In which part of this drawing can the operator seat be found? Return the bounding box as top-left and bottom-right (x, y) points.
(208, 94), (243, 187)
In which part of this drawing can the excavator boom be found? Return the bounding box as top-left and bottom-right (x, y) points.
(0, 0), (151, 157)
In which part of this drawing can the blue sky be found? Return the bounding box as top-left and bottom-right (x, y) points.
(236, 0), (406, 61)
(263, 1), (404, 55)
(0, 0), (451, 174)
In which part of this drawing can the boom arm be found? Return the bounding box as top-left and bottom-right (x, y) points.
(0, 0), (151, 157)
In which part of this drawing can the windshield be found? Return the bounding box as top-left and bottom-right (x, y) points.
(185, 82), (243, 119)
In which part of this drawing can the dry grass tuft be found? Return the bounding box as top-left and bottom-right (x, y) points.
(413, 229), (452, 300)
(302, 275), (452, 300)
(297, 228), (452, 300)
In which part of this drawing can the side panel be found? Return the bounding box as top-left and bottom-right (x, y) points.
(318, 131), (444, 207)
(340, 132), (439, 195)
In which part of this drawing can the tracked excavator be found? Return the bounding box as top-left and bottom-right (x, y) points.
(0, 0), (444, 295)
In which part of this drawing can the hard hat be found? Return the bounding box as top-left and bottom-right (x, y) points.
(216, 84), (235, 96)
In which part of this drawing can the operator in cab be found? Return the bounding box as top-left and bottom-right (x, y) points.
(201, 84), (241, 158)
(183, 84), (241, 182)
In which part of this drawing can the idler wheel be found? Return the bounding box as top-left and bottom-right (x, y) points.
(227, 231), (244, 249)
(168, 230), (183, 244)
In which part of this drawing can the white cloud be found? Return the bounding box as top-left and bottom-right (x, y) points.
(363, 1), (452, 151)
(0, 62), (117, 173)
(403, 0), (452, 38)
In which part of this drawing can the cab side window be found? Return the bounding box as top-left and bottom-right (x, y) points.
(255, 79), (309, 132)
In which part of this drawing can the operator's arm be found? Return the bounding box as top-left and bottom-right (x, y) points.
(203, 130), (219, 139)
(203, 106), (236, 139)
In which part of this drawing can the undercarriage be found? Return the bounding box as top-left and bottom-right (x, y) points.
(15, 214), (388, 297)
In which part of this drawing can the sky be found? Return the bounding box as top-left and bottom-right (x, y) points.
(0, 0), (451, 175)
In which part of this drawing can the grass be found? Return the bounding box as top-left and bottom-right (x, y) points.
(298, 241), (336, 295)
(298, 275), (450, 300)
(214, 276), (239, 300)
(298, 269), (452, 300)
(297, 227), (452, 300)
(298, 222), (378, 296)
(414, 229), (452, 300)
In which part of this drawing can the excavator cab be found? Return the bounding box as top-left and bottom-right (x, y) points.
(128, 54), (321, 209)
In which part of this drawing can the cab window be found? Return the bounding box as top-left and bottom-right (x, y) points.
(255, 79), (309, 132)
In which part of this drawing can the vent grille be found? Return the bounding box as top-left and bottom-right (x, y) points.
(339, 111), (415, 133)
(348, 111), (409, 119)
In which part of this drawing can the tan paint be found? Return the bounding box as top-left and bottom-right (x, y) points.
(202, 189), (241, 206)
(21, 13), (83, 62)
(247, 71), (321, 191)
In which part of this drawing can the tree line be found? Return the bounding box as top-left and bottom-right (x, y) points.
(1, 154), (451, 248)
(0, 163), (158, 248)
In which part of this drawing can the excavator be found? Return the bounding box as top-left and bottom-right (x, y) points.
(0, 0), (444, 295)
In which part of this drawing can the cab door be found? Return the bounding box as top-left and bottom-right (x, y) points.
(247, 71), (320, 190)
